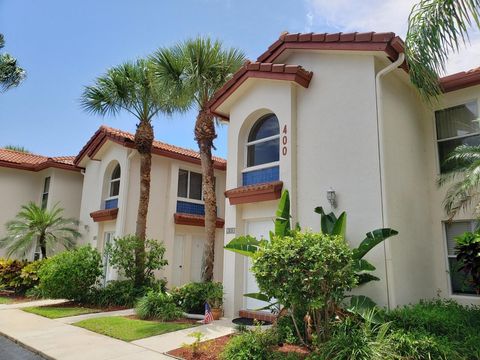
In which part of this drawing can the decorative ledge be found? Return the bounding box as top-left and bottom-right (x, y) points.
(90, 208), (118, 222)
(239, 309), (276, 323)
(174, 213), (225, 228)
(225, 181), (283, 205)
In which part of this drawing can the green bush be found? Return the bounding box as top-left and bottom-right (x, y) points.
(20, 259), (45, 291)
(38, 246), (102, 302)
(135, 291), (183, 321)
(221, 328), (279, 360)
(171, 281), (223, 314)
(388, 329), (454, 360)
(105, 235), (168, 284)
(0, 258), (27, 291)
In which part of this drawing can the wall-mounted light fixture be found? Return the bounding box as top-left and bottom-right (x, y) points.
(327, 188), (337, 209)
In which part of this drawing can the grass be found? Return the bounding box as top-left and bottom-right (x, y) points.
(23, 305), (100, 319)
(73, 316), (195, 341)
(0, 296), (13, 304)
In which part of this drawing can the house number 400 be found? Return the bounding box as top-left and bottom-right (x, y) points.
(282, 125), (288, 156)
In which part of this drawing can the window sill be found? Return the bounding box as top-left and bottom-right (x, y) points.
(90, 208), (118, 222)
(174, 213), (225, 228)
(225, 181), (283, 205)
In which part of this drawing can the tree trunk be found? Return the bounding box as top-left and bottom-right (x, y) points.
(134, 120), (154, 287)
(195, 110), (217, 282)
(39, 233), (47, 259)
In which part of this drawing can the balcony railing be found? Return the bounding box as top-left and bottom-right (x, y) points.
(242, 165), (279, 186)
(104, 198), (119, 209)
(176, 200), (205, 215)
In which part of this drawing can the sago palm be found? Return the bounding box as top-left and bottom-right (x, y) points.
(0, 34), (25, 92)
(0, 202), (80, 259)
(81, 58), (178, 287)
(406, 0), (480, 99)
(150, 37), (245, 281)
(438, 145), (480, 218)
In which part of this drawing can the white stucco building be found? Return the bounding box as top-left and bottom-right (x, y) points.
(207, 31), (480, 318)
(74, 126), (226, 285)
(0, 149), (83, 259)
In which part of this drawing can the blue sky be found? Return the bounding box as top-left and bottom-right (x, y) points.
(1, 0), (478, 158)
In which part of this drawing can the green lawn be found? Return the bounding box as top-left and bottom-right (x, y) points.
(74, 316), (195, 341)
(0, 296), (13, 304)
(23, 305), (100, 319)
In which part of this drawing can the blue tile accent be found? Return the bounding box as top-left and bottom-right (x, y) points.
(176, 201), (205, 215)
(242, 166), (279, 186)
(105, 198), (118, 209)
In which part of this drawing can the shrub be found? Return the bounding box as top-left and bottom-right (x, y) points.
(135, 291), (183, 321)
(38, 246), (102, 302)
(389, 329), (455, 360)
(171, 282), (223, 314)
(20, 259), (45, 291)
(221, 328), (279, 360)
(252, 231), (356, 341)
(105, 235), (167, 284)
(0, 258), (27, 291)
(454, 231), (480, 294)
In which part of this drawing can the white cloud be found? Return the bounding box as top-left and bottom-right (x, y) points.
(305, 0), (480, 74)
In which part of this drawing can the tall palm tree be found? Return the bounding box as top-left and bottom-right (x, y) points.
(150, 37), (245, 281)
(438, 145), (480, 218)
(0, 203), (80, 259)
(0, 34), (25, 92)
(406, 0), (480, 99)
(81, 59), (177, 287)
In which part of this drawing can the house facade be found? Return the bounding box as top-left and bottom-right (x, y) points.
(208, 32), (480, 318)
(0, 149), (83, 259)
(74, 126), (226, 286)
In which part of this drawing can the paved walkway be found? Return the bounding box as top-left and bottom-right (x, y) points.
(0, 299), (67, 310)
(0, 303), (236, 360)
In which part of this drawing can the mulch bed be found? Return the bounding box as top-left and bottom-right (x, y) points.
(167, 335), (311, 360)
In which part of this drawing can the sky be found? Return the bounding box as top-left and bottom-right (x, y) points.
(1, 0), (480, 159)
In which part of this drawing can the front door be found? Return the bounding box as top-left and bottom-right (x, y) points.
(190, 236), (205, 283)
(102, 232), (114, 286)
(244, 220), (272, 310)
(173, 235), (185, 287)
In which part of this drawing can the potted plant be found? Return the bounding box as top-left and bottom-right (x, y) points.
(207, 282), (224, 320)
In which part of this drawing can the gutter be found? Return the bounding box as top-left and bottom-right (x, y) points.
(375, 52), (405, 310)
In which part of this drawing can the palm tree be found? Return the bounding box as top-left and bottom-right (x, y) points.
(3, 145), (30, 153)
(150, 37), (245, 281)
(438, 145), (480, 218)
(0, 34), (25, 92)
(81, 59), (178, 287)
(0, 203), (80, 259)
(405, 0), (480, 99)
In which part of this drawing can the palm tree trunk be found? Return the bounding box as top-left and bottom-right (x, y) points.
(39, 233), (47, 259)
(134, 120), (154, 287)
(195, 110), (217, 282)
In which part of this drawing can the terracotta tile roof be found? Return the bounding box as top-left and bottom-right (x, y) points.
(440, 67), (480, 92)
(75, 125), (227, 170)
(0, 148), (79, 172)
(208, 31), (405, 119)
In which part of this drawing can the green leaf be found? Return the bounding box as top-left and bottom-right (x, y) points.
(243, 292), (271, 302)
(315, 207), (337, 235)
(332, 212), (347, 238)
(348, 295), (383, 324)
(352, 228), (399, 260)
(357, 273), (380, 286)
(275, 190), (291, 237)
(224, 235), (263, 257)
(352, 259), (376, 272)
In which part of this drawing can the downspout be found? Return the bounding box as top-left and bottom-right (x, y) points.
(375, 52), (405, 310)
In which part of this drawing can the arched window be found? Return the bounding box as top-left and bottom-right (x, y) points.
(105, 164), (120, 209)
(246, 114), (280, 167)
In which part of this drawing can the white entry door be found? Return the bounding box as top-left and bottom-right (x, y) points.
(103, 232), (115, 286)
(172, 235), (185, 287)
(190, 236), (205, 283)
(245, 220), (272, 310)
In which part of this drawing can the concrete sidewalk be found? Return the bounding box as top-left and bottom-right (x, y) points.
(0, 299), (67, 310)
(0, 309), (171, 359)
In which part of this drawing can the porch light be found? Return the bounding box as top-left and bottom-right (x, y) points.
(327, 188), (337, 209)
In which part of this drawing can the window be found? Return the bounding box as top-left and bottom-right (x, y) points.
(41, 177), (50, 209)
(177, 169), (205, 201)
(436, 101), (479, 173)
(246, 114), (280, 168)
(105, 164), (120, 209)
(444, 221), (478, 295)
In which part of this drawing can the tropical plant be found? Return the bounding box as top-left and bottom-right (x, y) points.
(0, 34), (25, 92)
(135, 291), (183, 321)
(3, 145), (30, 153)
(150, 37), (245, 281)
(171, 281), (223, 314)
(105, 235), (168, 285)
(38, 246), (102, 302)
(0, 202), (80, 259)
(454, 231), (480, 294)
(81, 59), (179, 287)
(405, 0), (480, 99)
(0, 258), (26, 291)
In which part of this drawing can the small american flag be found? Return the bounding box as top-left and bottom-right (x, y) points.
(203, 302), (214, 324)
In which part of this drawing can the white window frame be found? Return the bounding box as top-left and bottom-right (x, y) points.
(443, 220), (479, 298)
(105, 165), (121, 205)
(434, 99), (479, 174)
(177, 169), (205, 204)
(41, 176), (51, 210)
(244, 118), (280, 172)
